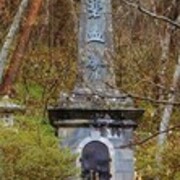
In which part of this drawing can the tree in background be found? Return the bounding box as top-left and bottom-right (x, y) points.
(0, 0), (43, 95)
(0, 1), (78, 179)
(0, 0), (29, 84)
(0, 0), (180, 179)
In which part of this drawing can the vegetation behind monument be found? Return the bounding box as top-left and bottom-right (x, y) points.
(0, 0), (179, 179)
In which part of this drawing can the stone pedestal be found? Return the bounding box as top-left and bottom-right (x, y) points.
(48, 92), (144, 180)
(0, 96), (25, 126)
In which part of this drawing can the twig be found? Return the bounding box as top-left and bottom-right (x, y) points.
(122, 0), (180, 29)
(126, 91), (180, 106)
(120, 124), (180, 148)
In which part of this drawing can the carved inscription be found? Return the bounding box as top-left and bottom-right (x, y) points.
(87, 29), (105, 43)
(86, 0), (105, 43)
(85, 54), (106, 80)
(86, 0), (103, 18)
(85, 0), (107, 82)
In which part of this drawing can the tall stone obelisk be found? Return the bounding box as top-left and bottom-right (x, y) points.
(77, 0), (115, 91)
(60, 0), (132, 110)
(48, 1), (144, 180)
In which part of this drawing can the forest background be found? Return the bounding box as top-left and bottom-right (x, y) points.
(0, 0), (180, 179)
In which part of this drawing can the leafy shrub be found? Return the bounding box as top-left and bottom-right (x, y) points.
(0, 119), (77, 180)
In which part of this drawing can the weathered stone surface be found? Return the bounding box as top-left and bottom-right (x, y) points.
(78, 0), (115, 89)
(59, 87), (134, 110)
(48, 0), (144, 179)
(59, 0), (133, 109)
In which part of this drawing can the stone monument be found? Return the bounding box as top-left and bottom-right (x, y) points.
(48, 0), (144, 179)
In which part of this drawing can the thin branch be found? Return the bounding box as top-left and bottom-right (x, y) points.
(126, 91), (180, 106)
(122, 0), (180, 29)
(120, 124), (180, 148)
(73, 87), (180, 106)
(105, 83), (180, 106)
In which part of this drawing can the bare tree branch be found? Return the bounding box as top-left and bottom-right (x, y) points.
(0, 0), (43, 95)
(105, 83), (180, 106)
(120, 124), (180, 148)
(126, 91), (180, 106)
(73, 87), (180, 106)
(122, 0), (180, 29)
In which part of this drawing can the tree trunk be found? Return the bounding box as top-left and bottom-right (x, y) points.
(156, 0), (179, 102)
(155, 3), (180, 179)
(0, 0), (43, 95)
(157, 13), (180, 150)
(0, 0), (29, 83)
(38, 0), (50, 42)
(68, 0), (78, 34)
(157, 24), (172, 101)
(156, 55), (180, 172)
(0, 0), (5, 12)
(0, 0), (5, 17)
(158, 55), (180, 145)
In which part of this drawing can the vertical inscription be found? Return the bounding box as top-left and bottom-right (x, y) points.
(78, 0), (115, 87)
(85, 0), (107, 83)
(85, 54), (106, 81)
(86, 0), (105, 43)
(86, 0), (103, 19)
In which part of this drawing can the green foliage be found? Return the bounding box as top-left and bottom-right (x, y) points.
(1, 0), (180, 179)
(136, 142), (159, 179)
(0, 118), (77, 180)
(135, 124), (180, 180)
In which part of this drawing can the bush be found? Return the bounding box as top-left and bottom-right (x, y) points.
(0, 119), (77, 180)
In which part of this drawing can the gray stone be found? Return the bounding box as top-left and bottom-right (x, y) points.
(0, 95), (25, 126)
(48, 0), (144, 179)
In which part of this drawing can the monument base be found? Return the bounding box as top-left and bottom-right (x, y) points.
(57, 123), (135, 180)
(48, 87), (144, 180)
